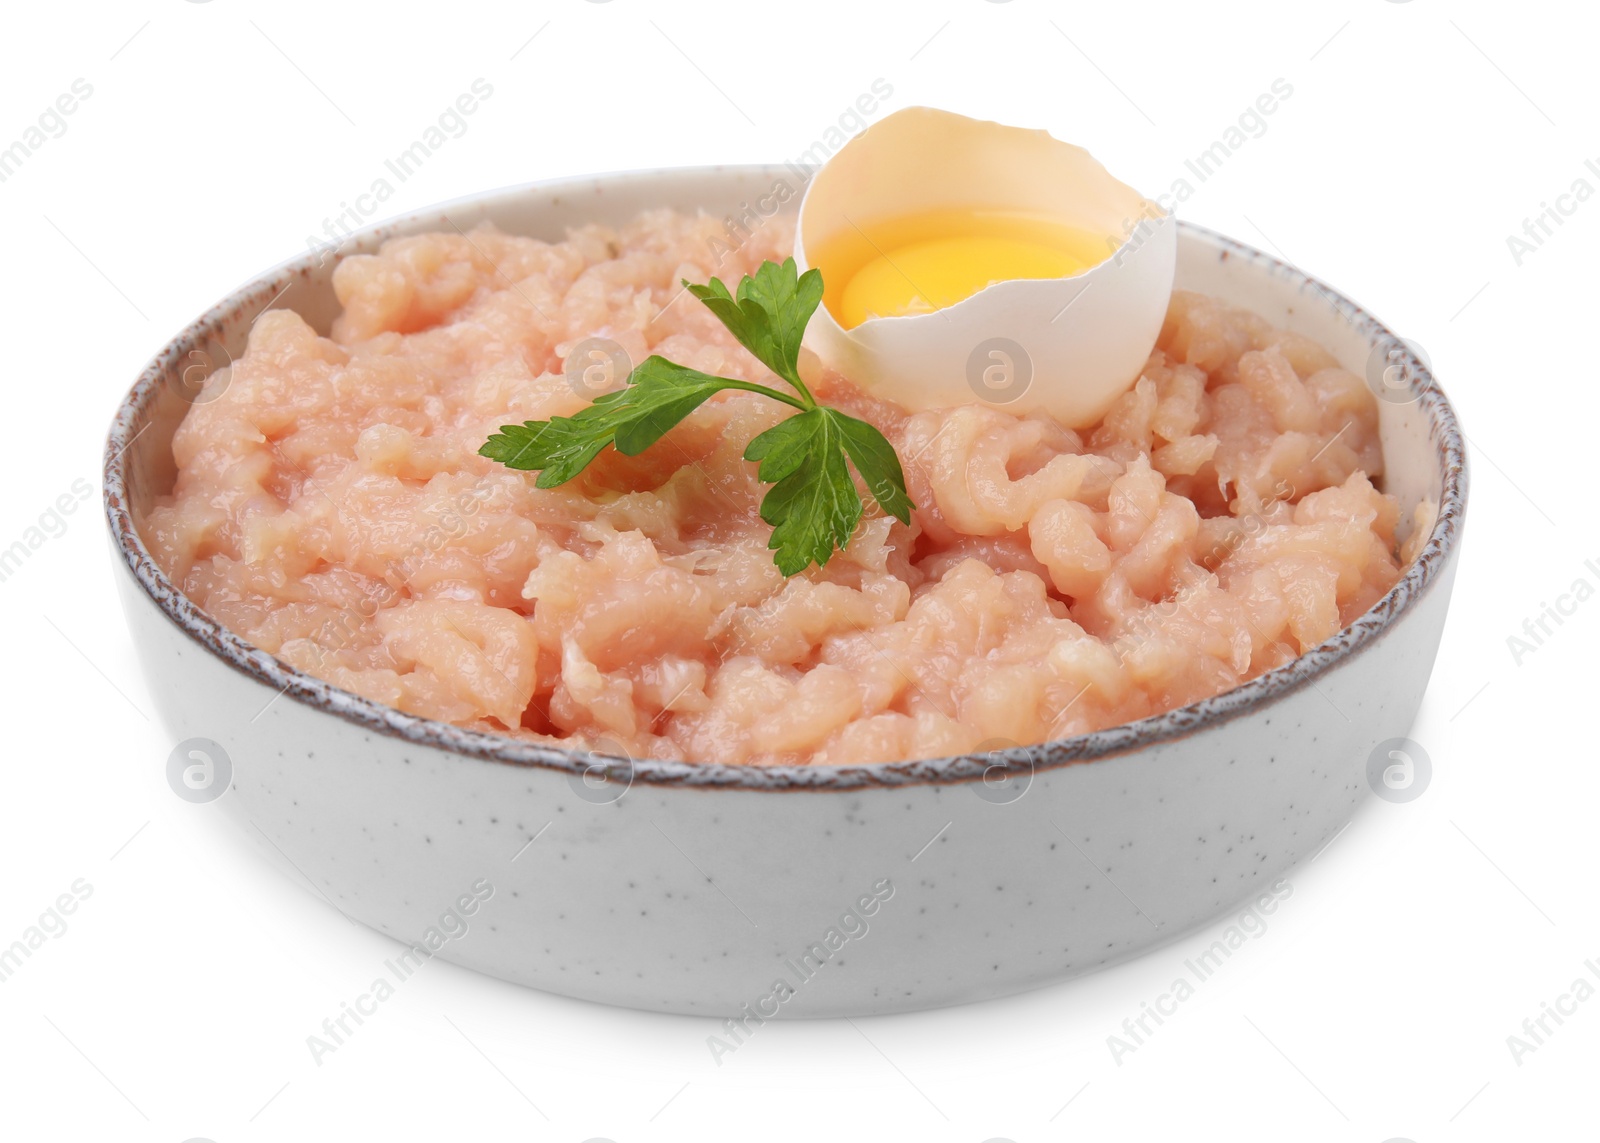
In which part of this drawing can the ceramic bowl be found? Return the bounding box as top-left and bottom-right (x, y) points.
(104, 166), (1466, 1017)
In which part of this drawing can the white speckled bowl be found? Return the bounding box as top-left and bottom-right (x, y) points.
(105, 167), (1466, 1017)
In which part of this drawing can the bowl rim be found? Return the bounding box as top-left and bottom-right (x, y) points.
(103, 165), (1468, 792)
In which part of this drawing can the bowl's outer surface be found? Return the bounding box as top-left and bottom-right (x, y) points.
(106, 167), (1464, 1017)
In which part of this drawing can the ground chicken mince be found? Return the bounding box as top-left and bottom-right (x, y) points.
(142, 210), (1419, 765)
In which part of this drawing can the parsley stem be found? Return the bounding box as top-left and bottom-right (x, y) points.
(714, 377), (812, 411)
(777, 368), (818, 411)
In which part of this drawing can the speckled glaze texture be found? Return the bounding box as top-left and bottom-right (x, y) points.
(105, 167), (1465, 1016)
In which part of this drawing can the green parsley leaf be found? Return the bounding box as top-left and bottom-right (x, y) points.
(830, 409), (915, 527)
(480, 259), (915, 575)
(479, 416), (607, 488)
(684, 257), (822, 396)
(480, 357), (736, 487)
(744, 406), (915, 576)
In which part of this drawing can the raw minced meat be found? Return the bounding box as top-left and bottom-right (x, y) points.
(142, 209), (1409, 764)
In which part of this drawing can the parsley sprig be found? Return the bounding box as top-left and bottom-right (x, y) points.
(481, 258), (914, 576)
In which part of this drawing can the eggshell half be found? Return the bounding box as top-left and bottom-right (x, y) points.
(794, 107), (1176, 428)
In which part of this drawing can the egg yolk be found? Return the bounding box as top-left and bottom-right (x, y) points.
(817, 209), (1113, 330)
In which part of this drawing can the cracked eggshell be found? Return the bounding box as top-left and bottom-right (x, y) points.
(794, 107), (1176, 429)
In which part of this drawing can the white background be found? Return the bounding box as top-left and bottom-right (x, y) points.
(0, 1), (1592, 1140)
